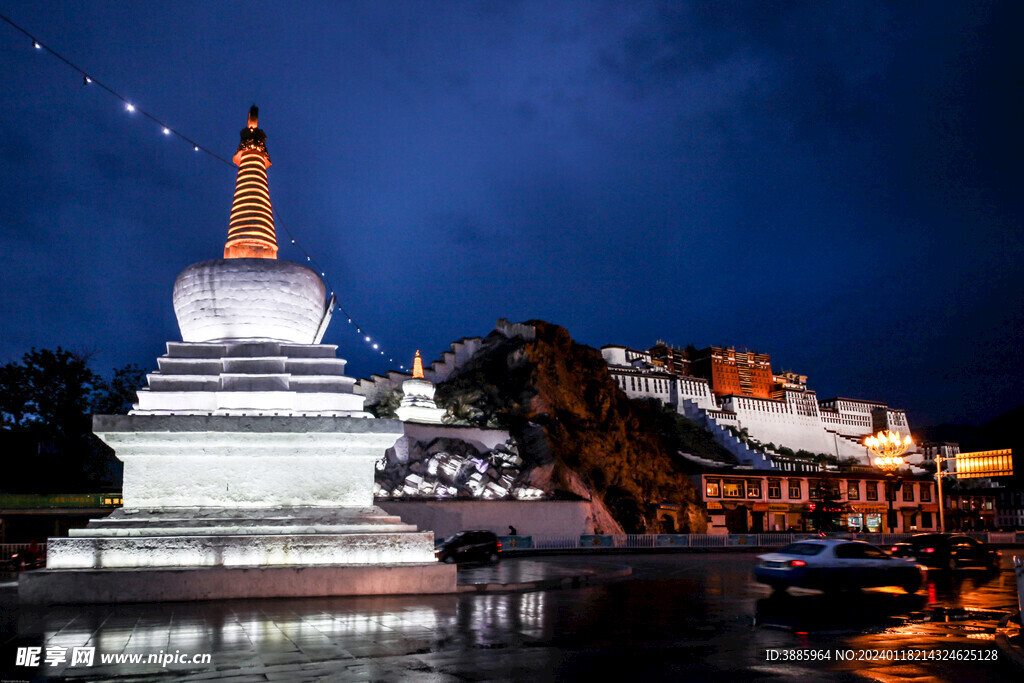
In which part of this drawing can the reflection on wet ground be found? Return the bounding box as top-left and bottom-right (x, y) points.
(457, 557), (613, 586)
(0, 553), (1020, 681)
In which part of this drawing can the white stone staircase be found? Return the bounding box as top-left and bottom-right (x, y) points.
(679, 399), (774, 469)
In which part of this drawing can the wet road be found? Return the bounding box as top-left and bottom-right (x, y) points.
(1, 552), (1021, 681)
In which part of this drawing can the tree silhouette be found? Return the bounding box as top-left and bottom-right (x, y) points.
(0, 348), (144, 492)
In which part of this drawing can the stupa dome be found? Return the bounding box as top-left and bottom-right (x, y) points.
(173, 258), (330, 343)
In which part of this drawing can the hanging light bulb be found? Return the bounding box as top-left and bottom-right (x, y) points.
(33, 41), (41, 49)
(83, 75), (92, 85)
(125, 103), (135, 112)
(365, 336), (371, 342)
(162, 127), (171, 135)
(193, 145), (199, 151)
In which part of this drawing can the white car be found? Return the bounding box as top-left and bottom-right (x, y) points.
(754, 539), (925, 594)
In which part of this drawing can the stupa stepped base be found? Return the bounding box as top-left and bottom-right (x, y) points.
(69, 506), (419, 537)
(134, 341), (366, 416)
(46, 530), (437, 569)
(20, 562), (457, 604)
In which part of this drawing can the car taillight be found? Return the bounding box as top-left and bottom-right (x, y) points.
(924, 548), (935, 553)
(788, 560), (806, 567)
(497, 542), (502, 550)
(890, 546), (898, 552)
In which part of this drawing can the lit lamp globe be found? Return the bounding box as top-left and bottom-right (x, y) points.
(865, 430), (913, 471)
(865, 430), (913, 533)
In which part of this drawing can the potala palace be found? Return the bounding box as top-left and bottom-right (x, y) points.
(600, 342), (912, 471)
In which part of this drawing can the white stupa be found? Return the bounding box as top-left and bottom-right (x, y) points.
(21, 108), (455, 603)
(395, 351), (446, 424)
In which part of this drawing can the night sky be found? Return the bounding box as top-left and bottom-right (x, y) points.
(1, 1), (1021, 428)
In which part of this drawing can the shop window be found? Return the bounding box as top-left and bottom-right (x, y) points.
(865, 482), (878, 501)
(722, 480), (744, 498)
(706, 480), (720, 498)
(767, 480), (781, 499)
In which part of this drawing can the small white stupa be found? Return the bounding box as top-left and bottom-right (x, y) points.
(21, 108), (455, 603)
(395, 351), (446, 424)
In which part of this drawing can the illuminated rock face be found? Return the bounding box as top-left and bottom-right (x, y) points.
(173, 259), (330, 344)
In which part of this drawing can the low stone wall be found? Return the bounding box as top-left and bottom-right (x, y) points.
(379, 499), (592, 540)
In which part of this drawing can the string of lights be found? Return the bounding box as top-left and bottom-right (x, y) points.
(0, 11), (409, 372)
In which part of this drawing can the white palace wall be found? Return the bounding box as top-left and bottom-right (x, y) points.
(721, 393), (837, 455)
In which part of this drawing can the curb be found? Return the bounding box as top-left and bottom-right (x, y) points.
(457, 565), (633, 594)
(996, 611), (1024, 672)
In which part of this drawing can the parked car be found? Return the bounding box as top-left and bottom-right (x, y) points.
(888, 533), (1001, 571)
(435, 531), (501, 564)
(754, 539), (925, 594)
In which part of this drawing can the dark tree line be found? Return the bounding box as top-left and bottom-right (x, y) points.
(0, 348), (146, 493)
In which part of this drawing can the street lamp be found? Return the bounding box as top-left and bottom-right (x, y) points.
(865, 430), (913, 534)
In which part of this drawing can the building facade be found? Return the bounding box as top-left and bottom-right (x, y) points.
(692, 470), (938, 534)
(689, 346), (774, 399)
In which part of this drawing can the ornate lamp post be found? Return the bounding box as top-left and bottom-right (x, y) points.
(865, 431), (913, 533)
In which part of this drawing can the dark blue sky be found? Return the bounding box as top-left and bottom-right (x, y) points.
(1, 1), (1021, 427)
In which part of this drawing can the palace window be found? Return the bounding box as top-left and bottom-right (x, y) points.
(722, 480), (745, 498)
(788, 480), (802, 499)
(847, 481), (860, 501)
(706, 479), (720, 498)
(865, 482), (879, 501)
(747, 481), (762, 498)
(768, 480), (781, 499)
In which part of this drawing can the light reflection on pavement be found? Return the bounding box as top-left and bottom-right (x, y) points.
(0, 552), (1019, 681)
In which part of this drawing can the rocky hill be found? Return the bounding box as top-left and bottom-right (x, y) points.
(432, 320), (721, 533)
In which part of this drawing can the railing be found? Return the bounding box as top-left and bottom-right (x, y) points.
(501, 531), (1024, 553)
(0, 543), (47, 563)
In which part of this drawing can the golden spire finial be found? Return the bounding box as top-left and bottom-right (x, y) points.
(224, 105), (277, 259)
(412, 351), (424, 379)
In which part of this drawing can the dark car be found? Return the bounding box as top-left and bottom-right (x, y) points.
(435, 531), (501, 564)
(754, 539), (925, 593)
(888, 533), (1001, 571)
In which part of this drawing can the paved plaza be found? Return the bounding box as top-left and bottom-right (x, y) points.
(1, 554), (1021, 681)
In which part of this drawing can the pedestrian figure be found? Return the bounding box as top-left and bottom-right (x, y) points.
(508, 525), (517, 536)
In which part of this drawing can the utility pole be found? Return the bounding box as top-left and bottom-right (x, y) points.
(935, 452), (947, 533)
